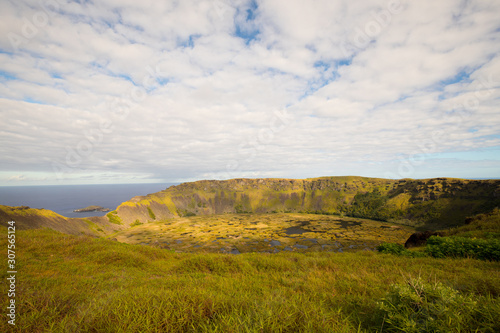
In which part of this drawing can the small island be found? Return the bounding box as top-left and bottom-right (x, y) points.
(73, 205), (110, 213)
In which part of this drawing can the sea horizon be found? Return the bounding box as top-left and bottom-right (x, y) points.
(0, 182), (179, 218)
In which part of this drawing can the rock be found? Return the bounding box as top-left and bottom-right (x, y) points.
(73, 205), (110, 213)
(464, 217), (474, 225)
(404, 231), (442, 248)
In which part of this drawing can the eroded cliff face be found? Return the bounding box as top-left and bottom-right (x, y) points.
(115, 177), (500, 229)
(2, 177), (498, 234)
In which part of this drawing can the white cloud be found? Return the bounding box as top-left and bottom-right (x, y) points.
(0, 0), (499, 185)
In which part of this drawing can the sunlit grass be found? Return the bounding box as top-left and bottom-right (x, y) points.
(110, 213), (415, 254)
(1, 227), (499, 332)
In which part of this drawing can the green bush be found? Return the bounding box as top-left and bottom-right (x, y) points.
(131, 219), (143, 227)
(377, 243), (406, 255)
(106, 211), (122, 225)
(377, 243), (427, 258)
(426, 236), (500, 261)
(147, 207), (156, 220)
(348, 189), (389, 220)
(378, 278), (486, 332)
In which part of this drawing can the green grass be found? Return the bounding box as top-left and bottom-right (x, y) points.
(444, 207), (500, 239)
(106, 211), (123, 225)
(130, 219), (143, 227)
(1, 227), (499, 332)
(426, 236), (500, 261)
(111, 213), (415, 253)
(377, 277), (500, 332)
(147, 207), (156, 220)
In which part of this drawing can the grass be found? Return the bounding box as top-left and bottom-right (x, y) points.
(444, 207), (500, 239)
(377, 277), (500, 332)
(109, 213), (415, 254)
(115, 177), (500, 230)
(147, 207), (156, 220)
(106, 211), (123, 225)
(1, 226), (499, 332)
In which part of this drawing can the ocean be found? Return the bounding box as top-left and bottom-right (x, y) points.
(0, 183), (178, 218)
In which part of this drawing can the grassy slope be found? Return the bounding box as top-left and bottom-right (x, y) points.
(0, 205), (124, 237)
(444, 207), (500, 239)
(1, 227), (499, 332)
(116, 177), (500, 230)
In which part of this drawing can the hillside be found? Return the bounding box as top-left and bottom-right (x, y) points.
(1, 176), (498, 238)
(0, 205), (122, 236)
(444, 207), (500, 239)
(115, 177), (500, 230)
(1, 227), (498, 332)
(1, 178), (499, 332)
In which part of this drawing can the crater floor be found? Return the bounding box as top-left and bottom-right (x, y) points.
(112, 213), (415, 254)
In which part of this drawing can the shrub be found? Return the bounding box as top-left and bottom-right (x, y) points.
(147, 207), (156, 220)
(377, 243), (427, 258)
(177, 209), (196, 217)
(426, 236), (500, 261)
(131, 219), (143, 227)
(377, 243), (406, 255)
(106, 211), (122, 225)
(378, 278), (480, 332)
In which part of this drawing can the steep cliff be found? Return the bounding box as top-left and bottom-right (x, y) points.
(115, 177), (500, 229)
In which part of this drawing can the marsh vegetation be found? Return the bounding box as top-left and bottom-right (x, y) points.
(111, 213), (414, 254)
(1, 227), (498, 332)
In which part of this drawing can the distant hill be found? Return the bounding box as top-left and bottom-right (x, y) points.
(0, 205), (122, 236)
(115, 176), (500, 230)
(1, 177), (499, 235)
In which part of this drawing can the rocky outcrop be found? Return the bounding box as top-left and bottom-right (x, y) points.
(404, 231), (442, 248)
(74, 205), (110, 213)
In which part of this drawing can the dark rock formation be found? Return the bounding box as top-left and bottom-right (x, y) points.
(404, 231), (442, 248)
(74, 205), (110, 213)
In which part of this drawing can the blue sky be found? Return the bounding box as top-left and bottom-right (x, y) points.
(0, 0), (499, 186)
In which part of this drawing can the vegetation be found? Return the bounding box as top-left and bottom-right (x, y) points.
(2, 177), (499, 236)
(426, 236), (500, 261)
(377, 236), (500, 262)
(0, 205), (122, 236)
(444, 207), (500, 239)
(131, 219), (143, 227)
(376, 243), (426, 258)
(377, 277), (499, 332)
(1, 177), (499, 331)
(1, 227), (499, 332)
(106, 211), (123, 225)
(378, 208), (500, 261)
(109, 213), (414, 254)
(147, 207), (156, 220)
(114, 177), (500, 230)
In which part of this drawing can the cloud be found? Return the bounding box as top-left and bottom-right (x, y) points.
(0, 0), (499, 185)
(7, 175), (27, 182)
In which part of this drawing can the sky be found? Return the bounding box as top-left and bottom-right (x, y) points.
(0, 0), (499, 186)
